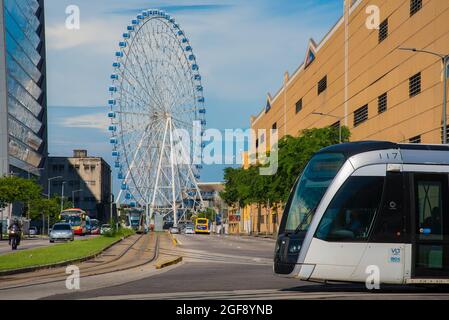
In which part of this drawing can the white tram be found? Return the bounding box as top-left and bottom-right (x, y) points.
(274, 141), (449, 285)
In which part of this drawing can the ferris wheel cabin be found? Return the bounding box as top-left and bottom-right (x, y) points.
(274, 141), (449, 285)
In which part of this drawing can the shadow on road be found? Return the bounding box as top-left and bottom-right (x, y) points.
(281, 282), (449, 294)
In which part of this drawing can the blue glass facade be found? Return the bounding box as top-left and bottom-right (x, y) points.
(0, 0), (47, 176)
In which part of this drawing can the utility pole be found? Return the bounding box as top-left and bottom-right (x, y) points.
(60, 181), (66, 212)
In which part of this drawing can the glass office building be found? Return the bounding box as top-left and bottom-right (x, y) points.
(0, 0), (47, 178)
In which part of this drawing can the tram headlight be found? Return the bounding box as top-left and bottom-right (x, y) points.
(288, 241), (301, 254)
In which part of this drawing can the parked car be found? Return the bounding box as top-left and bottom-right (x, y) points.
(90, 219), (100, 235)
(163, 221), (174, 230)
(169, 226), (179, 234)
(49, 223), (74, 243)
(100, 224), (112, 235)
(28, 227), (38, 236)
(183, 226), (195, 235)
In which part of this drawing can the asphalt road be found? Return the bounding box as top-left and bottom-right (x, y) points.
(44, 233), (449, 300)
(4, 233), (449, 300)
(0, 235), (98, 255)
(47, 233), (298, 299)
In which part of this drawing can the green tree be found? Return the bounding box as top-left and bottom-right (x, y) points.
(29, 197), (60, 222)
(0, 176), (41, 213)
(221, 126), (350, 209)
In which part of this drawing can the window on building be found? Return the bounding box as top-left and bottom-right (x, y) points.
(378, 92), (387, 114)
(272, 122), (277, 130)
(260, 133), (265, 144)
(272, 214), (277, 224)
(295, 98), (303, 113)
(410, 0), (422, 16)
(84, 165), (90, 171)
(409, 135), (421, 144)
(317, 76), (327, 95)
(354, 105), (368, 127)
(265, 100), (271, 113)
(378, 19), (388, 43)
(90, 165), (96, 171)
(255, 138), (259, 149)
(58, 165), (65, 171)
(52, 165), (58, 172)
(330, 121), (340, 130)
(409, 72), (421, 97)
(441, 125), (449, 144)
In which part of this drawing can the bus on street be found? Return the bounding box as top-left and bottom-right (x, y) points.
(59, 208), (90, 236)
(195, 218), (210, 234)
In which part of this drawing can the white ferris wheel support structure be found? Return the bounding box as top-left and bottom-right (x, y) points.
(108, 9), (206, 228)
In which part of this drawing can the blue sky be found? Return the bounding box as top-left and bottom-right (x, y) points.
(44, 0), (342, 194)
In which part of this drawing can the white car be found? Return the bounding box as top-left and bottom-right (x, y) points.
(169, 227), (180, 234)
(29, 227), (38, 236)
(184, 226), (195, 234)
(100, 224), (112, 235)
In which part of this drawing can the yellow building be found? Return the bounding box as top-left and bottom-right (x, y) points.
(243, 0), (449, 236)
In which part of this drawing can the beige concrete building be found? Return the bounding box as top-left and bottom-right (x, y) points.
(251, 0), (449, 148)
(243, 0), (449, 236)
(47, 150), (111, 221)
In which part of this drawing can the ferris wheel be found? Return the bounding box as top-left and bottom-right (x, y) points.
(107, 9), (206, 228)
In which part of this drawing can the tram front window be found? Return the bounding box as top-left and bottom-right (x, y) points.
(315, 176), (384, 242)
(282, 153), (346, 234)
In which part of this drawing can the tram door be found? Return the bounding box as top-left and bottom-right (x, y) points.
(412, 174), (449, 278)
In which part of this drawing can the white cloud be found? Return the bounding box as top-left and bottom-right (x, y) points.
(60, 113), (110, 132)
(46, 20), (122, 52)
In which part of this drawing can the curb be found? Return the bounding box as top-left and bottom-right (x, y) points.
(0, 235), (129, 277)
(155, 256), (183, 269)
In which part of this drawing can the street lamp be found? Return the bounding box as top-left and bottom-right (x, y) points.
(312, 112), (343, 144)
(45, 176), (61, 234)
(399, 47), (449, 144)
(61, 181), (66, 212)
(72, 189), (83, 208)
(47, 176), (63, 200)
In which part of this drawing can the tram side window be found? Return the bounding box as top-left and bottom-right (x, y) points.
(416, 179), (444, 241)
(315, 176), (384, 242)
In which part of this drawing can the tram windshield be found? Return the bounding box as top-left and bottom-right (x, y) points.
(283, 153), (346, 233)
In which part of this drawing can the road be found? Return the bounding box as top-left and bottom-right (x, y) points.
(0, 235), (98, 255)
(1, 233), (449, 300)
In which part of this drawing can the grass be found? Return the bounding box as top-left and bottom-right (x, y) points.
(0, 228), (135, 272)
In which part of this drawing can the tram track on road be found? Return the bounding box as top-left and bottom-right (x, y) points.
(158, 247), (272, 265)
(0, 233), (160, 291)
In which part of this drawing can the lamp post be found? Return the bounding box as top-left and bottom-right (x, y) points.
(46, 176), (62, 235)
(47, 176), (62, 200)
(61, 181), (66, 212)
(312, 112), (343, 144)
(399, 48), (449, 144)
(72, 189), (83, 208)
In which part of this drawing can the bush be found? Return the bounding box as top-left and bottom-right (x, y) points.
(102, 226), (135, 238)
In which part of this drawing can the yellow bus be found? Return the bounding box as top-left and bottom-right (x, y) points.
(194, 218), (210, 234)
